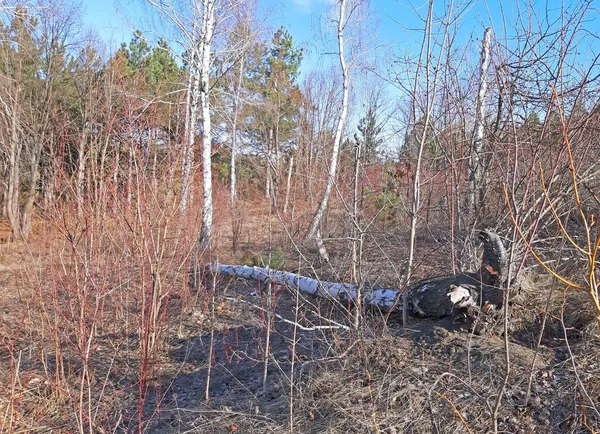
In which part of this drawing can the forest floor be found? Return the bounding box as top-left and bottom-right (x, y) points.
(0, 201), (599, 433)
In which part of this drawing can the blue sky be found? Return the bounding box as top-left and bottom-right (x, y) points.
(81, 0), (598, 75)
(79, 0), (599, 152)
(81, 0), (502, 61)
(81, 1), (125, 44)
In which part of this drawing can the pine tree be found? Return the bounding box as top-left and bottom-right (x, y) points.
(357, 105), (382, 163)
(246, 27), (303, 200)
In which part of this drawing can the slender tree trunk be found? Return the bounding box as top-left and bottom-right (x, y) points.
(306, 0), (349, 246)
(23, 53), (56, 239)
(21, 142), (42, 239)
(4, 23), (25, 239)
(112, 145), (120, 196)
(7, 94), (21, 238)
(98, 134), (111, 222)
(181, 61), (199, 213)
(151, 137), (158, 192)
(43, 133), (56, 209)
(450, 136), (463, 273)
(230, 56), (245, 207)
(273, 101), (281, 206)
(351, 138), (363, 329)
(76, 129), (87, 220)
(468, 27), (491, 216)
(403, 0), (438, 327)
(127, 144), (133, 207)
(198, 0), (216, 249)
(265, 129), (273, 199)
(283, 154), (293, 214)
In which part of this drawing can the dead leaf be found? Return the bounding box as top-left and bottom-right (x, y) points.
(484, 264), (499, 275)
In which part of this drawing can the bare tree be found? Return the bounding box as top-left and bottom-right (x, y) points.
(140, 0), (231, 249)
(400, 0), (452, 326)
(138, 1), (217, 220)
(306, 0), (349, 253)
(467, 27), (491, 218)
(223, 8), (257, 207)
(282, 153), (293, 214)
(230, 54), (245, 206)
(0, 1), (82, 239)
(297, 70), (341, 207)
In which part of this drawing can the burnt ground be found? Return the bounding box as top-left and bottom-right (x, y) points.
(138, 270), (600, 434)
(1, 222), (600, 433)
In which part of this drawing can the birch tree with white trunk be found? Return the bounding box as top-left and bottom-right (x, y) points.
(306, 0), (349, 256)
(468, 27), (491, 216)
(208, 227), (507, 319)
(224, 9), (258, 207)
(141, 0), (227, 248)
(197, 0), (216, 248)
(139, 1), (206, 216)
(180, 48), (198, 214)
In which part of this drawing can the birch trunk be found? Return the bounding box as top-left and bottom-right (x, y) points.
(210, 230), (507, 320)
(198, 0), (216, 249)
(212, 264), (402, 312)
(307, 0), (349, 245)
(468, 27), (491, 215)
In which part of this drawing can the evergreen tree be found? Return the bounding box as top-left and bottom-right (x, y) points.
(247, 27), (303, 147)
(357, 105), (383, 163)
(246, 27), (303, 198)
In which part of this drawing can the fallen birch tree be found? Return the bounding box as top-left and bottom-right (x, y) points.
(208, 230), (508, 321)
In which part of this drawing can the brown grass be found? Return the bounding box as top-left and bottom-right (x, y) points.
(1, 190), (599, 433)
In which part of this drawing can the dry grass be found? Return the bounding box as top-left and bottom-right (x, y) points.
(1, 197), (599, 433)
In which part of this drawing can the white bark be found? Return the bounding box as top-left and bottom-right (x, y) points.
(306, 0), (349, 241)
(210, 231), (508, 319)
(199, 0), (216, 248)
(143, 0), (219, 226)
(211, 264), (404, 312)
(468, 27), (491, 214)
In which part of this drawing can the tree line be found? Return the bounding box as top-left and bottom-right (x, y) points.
(1, 0), (599, 266)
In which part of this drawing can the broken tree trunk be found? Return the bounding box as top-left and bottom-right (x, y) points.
(468, 27), (492, 215)
(210, 263), (401, 311)
(209, 230), (508, 320)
